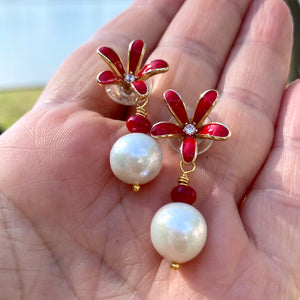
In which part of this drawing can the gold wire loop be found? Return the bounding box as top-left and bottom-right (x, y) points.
(136, 97), (148, 108)
(136, 106), (147, 117)
(135, 97), (149, 117)
(180, 160), (196, 175)
(177, 173), (190, 186)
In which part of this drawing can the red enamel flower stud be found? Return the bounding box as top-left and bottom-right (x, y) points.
(97, 40), (169, 105)
(149, 89), (231, 269)
(150, 89), (231, 163)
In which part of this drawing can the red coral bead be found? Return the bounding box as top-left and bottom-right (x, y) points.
(126, 115), (152, 134)
(171, 185), (197, 205)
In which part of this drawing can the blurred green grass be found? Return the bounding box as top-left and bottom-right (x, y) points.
(0, 88), (43, 131)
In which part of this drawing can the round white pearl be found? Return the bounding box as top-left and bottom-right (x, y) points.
(150, 202), (207, 263)
(110, 133), (163, 185)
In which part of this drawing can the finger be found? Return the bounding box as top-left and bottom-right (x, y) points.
(36, 0), (185, 118)
(210, 0), (293, 199)
(241, 80), (300, 288)
(145, 0), (252, 121)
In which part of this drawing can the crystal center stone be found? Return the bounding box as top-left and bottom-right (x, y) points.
(124, 73), (136, 83)
(183, 124), (197, 136)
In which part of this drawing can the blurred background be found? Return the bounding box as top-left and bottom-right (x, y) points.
(0, 0), (299, 133)
(0, 0), (134, 132)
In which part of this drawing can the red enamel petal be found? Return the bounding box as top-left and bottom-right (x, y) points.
(197, 123), (231, 140)
(131, 80), (149, 97)
(138, 59), (169, 79)
(97, 71), (120, 85)
(128, 40), (145, 75)
(181, 137), (198, 163)
(164, 90), (189, 126)
(193, 89), (219, 127)
(97, 46), (125, 77)
(150, 122), (183, 138)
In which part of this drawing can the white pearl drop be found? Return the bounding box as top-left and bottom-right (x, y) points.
(110, 133), (163, 185)
(150, 202), (207, 264)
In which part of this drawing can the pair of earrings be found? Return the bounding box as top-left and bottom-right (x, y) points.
(97, 40), (231, 269)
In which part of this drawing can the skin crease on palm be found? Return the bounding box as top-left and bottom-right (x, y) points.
(0, 0), (299, 299)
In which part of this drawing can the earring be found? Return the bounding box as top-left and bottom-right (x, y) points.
(97, 40), (169, 191)
(150, 89), (231, 269)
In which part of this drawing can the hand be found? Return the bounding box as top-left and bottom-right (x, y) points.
(0, 0), (299, 299)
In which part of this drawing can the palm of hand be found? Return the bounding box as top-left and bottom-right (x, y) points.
(0, 0), (299, 299)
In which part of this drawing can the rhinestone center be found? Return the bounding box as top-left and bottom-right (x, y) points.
(124, 73), (136, 83)
(183, 124), (197, 136)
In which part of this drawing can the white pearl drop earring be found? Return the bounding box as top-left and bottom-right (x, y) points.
(96, 40), (169, 191)
(150, 89), (231, 269)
